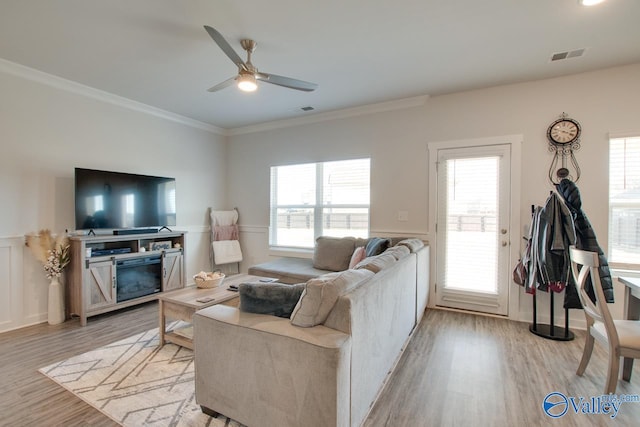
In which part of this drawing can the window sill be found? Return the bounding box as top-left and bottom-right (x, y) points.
(611, 267), (640, 278)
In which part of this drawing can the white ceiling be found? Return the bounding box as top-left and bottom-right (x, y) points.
(1, 0), (639, 130)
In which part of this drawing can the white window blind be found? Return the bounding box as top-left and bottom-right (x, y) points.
(270, 158), (370, 248)
(609, 136), (640, 267)
(439, 155), (499, 293)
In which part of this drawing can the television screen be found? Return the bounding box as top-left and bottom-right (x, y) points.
(74, 168), (176, 230)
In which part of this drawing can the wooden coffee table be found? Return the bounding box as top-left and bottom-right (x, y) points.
(158, 273), (270, 349)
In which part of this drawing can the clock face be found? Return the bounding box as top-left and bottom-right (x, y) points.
(548, 119), (580, 145)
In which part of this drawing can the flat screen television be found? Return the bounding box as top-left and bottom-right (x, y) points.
(74, 168), (176, 231)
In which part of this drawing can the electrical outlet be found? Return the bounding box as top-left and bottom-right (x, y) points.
(397, 211), (409, 222)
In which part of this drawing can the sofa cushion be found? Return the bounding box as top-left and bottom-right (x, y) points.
(248, 257), (331, 284)
(313, 236), (357, 271)
(355, 237), (370, 248)
(354, 253), (397, 273)
(365, 237), (390, 257)
(396, 238), (424, 252)
(349, 246), (367, 269)
(384, 245), (410, 260)
(239, 282), (305, 318)
(290, 269), (374, 327)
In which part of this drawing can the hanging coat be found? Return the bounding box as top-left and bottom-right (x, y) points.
(520, 206), (544, 294)
(556, 178), (614, 308)
(517, 194), (576, 295)
(534, 192), (576, 293)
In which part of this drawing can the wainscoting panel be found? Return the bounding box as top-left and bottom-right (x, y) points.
(181, 226), (212, 285)
(238, 225), (270, 272)
(0, 236), (33, 333)
(0, 246), (12, 326)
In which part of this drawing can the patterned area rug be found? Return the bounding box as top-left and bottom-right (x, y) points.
(39, 326), (242, 427)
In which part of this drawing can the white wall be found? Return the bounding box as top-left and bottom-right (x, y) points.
(0, 64), (227, 332)
(227, 63), (640, 328)
(2, 60), (638, 333)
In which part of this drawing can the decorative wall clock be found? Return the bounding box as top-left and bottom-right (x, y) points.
(547, 113), (581, 184)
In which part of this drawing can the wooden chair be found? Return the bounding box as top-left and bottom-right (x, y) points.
(569, 246), (640, 394)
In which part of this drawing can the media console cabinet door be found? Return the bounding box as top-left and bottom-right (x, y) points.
(163, 251), (183, 291)
(85, 259), (116, 311)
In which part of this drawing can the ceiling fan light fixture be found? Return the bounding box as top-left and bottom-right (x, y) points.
(237, 73), (257, 92)
(579, 0), (606, 6)
(204, 26), (317, 94)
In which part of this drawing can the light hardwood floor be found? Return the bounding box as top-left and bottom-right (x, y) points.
(1, 304), (638, 426)
(366, 309), (640, 427)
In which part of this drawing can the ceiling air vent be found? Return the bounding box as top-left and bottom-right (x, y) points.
(550, 48), (587, 62)
(300, 106), (315, 112)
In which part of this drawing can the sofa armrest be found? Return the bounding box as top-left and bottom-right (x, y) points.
(194, 305), (351, 427)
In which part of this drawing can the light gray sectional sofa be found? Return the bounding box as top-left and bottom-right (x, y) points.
(194, 238), (429, 427)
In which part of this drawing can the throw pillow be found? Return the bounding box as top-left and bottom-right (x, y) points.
(354, 253), (397, 273)
(384, 245), (410, 260)
(312, 236), (356, 271)
(348, 246), (366, 269)
(239, 282), (305, 318)
(365, 237), (390, 257)
(290, 269), (374, 327)
(396, 238), (424, 253)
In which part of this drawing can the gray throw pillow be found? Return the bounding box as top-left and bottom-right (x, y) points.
(239, 282), (305, 318)
(312, 236), (356, 271)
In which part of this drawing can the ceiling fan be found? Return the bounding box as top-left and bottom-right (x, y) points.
(204, 25), (318, 93)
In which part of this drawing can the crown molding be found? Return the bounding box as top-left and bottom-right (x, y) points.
(226, 95), (429, 136)
(0, 57), (429, 137)
(0, 58), (226, 135)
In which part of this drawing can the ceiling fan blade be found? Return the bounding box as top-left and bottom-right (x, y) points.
(204, 25), (247, 71)
(207, 77), (236, 92)
(257, 72), (318, 92)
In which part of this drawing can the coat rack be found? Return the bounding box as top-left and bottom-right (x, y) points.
(530, 287), (574, 341)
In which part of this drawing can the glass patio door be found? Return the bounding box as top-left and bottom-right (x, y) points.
(434, 144), (511, 315)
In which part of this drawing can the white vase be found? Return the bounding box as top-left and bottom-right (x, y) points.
(48, 277), (65, 325)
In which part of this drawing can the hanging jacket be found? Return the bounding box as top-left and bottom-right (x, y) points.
(556, 179), (615, 308)
(534, 192), (576, 292)
(516, 194), (577, 294)
(521, 206), (544, 294)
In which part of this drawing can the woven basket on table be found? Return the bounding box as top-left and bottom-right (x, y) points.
(195, 273), (225, 289)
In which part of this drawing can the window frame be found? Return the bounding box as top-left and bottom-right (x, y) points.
(608, 134), (640, 270)
(269, 158), (370, 250)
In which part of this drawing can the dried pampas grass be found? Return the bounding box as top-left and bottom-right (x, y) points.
(25, 229), (69, 265)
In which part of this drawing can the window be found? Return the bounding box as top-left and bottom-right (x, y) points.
(609, 136), (640, 267)
(270, 158), (370, 248)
